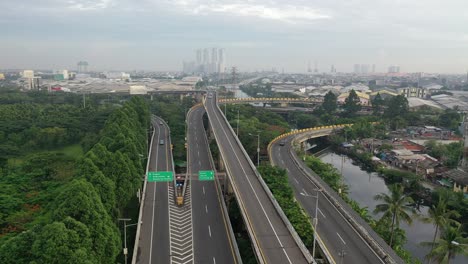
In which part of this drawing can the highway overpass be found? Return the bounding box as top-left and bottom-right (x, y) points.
(268, 126), (404, 264)
(133, 116), (173, 264)
(205, 93), (313, 264)
(187, 104), (241, 264)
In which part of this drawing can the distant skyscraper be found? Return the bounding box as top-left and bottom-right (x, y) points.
(77, 61), (88, 73)
(218, 48), (225, 73)
(388, 65), (400, 73)
(307, 61), (312, 73)
(361, 64), (369, 74)
(203, 49), (210, 65)
(211, 48), (218, 64)
(372, 64), (376, 73)
(314, 61), (318, 73)
(354, 64), (360, 74)
(331, 65), (336, 73)
(196, 49), (202, 65)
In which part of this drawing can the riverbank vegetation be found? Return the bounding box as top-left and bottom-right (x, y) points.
(301, 154), (421, 263)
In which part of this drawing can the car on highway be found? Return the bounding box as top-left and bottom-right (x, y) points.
(279, 140), (286, 146)
(159, 121), (163, 125)
(159, 139), (164, 145)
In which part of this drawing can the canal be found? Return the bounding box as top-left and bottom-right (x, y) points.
(320, 152), (466, 264)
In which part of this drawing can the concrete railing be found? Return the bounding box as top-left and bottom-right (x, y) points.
(198, 103), (243, 264)
(287, 145), (399, 264)
(204, 97), (266, 264)
(212, 96), (315, 264)
(266, 143), (335, 264)
(267, 123), (402, 264)
(131, 118), (156, 264)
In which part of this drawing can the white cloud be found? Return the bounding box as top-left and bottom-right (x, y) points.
(67, 0), (114, 11)
(170, 1), (331, 23)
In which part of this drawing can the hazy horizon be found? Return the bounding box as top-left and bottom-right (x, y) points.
(1, 1), (468, 73)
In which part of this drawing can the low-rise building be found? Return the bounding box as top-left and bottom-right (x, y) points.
(397, 87), (427, 98)
(441, 169), (468, 193)
(337, 91), (370, 105)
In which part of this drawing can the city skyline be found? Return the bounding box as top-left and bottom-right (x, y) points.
(1, 1), (468, 73)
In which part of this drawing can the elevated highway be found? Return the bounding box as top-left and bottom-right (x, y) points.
(205, 93), (313, 264)
(187, 104), (240, 264)
(268, 126), (404, 264)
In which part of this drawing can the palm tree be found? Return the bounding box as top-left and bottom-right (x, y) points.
(421, 197), (460, 263)
(421, 224), (468, 264)
(373, 183), (415, 247)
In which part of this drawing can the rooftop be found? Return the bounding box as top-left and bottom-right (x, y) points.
(443, 169), (468, 186)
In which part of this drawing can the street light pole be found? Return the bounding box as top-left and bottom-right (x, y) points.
(236, 109), (240, 136)
(118, 218), (139, 264)
(256, 133), (260, 167)
(310, 189), (322, 258)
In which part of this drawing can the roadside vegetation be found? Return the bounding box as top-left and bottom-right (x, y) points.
(258, 166), (314, 248)
(0, 88), (150, 263)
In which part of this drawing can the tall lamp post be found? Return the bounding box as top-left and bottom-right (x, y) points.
(249, 133), (260, 166)
(301, 188), (322, 258)
(118, 218), (139, 264)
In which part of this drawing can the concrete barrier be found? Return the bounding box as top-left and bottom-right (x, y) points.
(131, 118), (156, 264)
(214, 98), (315, 264)
(287, 139), (402, 264)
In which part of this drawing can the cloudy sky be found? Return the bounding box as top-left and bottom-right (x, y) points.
(1, 0), (467, 73)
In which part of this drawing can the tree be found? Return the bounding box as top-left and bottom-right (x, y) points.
(322, 91), (337, 113)
(372, 93), (384, 115)
(343, 89), (361, 116)
(421, 197), (460, 262)
(384, 95), (409, 118)
(439, 109), (461, 131)
(373, 184), (415, 247)
(53, 179), (120, 263)
(31, 218), (96, 264)
(421, 224), (468, 264)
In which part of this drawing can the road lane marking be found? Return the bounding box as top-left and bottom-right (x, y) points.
(203, 186), (205, 195)
(318, 208), (326, 218)
(302, 188), (309, 196)
(149, 120), (161, 264)
(209, 101), (292, 264)
(205, 205), (208, 213)
(208, 225), (212, 237)
(337, 232), (346, 245)
(213, 257), (216, 264)
(294, 178), (299, 184)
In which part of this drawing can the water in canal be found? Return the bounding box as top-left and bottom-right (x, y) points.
(320, 152), (467, 264)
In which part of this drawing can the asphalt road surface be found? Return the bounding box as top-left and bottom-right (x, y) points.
(270, 135), (403, 264)
(136, 116), (172, 264)
(187, 105), (237, 264)
(205, 95), (309, 264)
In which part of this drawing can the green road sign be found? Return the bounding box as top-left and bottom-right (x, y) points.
(148, 171), (173, 182)
(199, 170), (214, 181)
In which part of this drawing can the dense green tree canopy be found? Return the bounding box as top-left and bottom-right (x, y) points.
(343, 89), (362, 116)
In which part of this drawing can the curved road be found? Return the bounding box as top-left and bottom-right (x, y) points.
(270, 135), (404, 264)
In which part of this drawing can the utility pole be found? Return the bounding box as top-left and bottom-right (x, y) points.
(256, 133), (260, 166)
(118, 218), (140, 264)
(236, 109), (240, 136)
